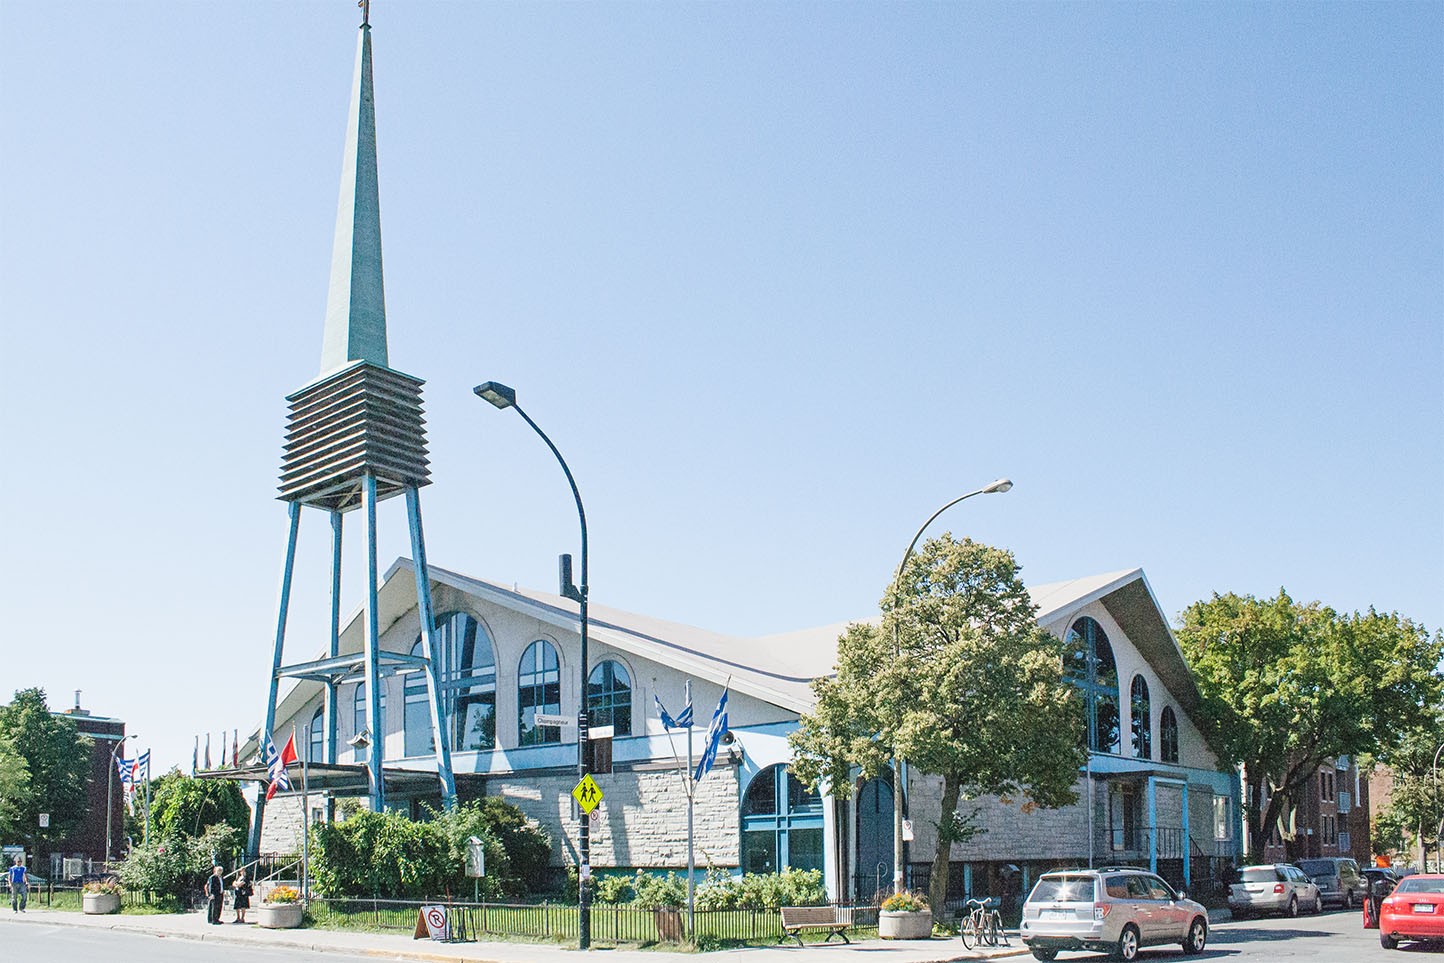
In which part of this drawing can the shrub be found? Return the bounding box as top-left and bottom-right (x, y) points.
(881, 890), (927, 912)
(117, 823), (241, 904)
(309, 797), (553, 899)
(591, 869), (686, 908)
(695, 868), (826, 910)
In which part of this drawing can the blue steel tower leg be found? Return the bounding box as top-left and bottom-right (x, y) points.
(404, 486), (457, 808)
(362, 474), (385, 812)
(248, 501), (302, 859)
(326, 511), (342, 767)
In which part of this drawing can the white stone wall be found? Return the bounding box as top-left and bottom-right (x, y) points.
(258, 795), (306, 854)
(905, 772), (1093, 862)
(494, 764), (741, 869)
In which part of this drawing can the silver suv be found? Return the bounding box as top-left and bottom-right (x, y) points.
(1020, 866), (1208, 961)
(1228, 863), (1321, 917)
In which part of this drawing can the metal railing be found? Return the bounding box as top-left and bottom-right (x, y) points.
(304, 897), (880, 944)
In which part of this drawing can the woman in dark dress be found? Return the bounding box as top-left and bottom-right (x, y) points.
(232, 872), (252, 924)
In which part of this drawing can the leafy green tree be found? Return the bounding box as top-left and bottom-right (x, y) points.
(1373, 707), (1444, 869)
(790, 535), (1086, 913)
(1176, 592), (1442, 862)
(0, 688), (93, 847)
(150, 770), (250, 839)
(0, 730), (31, 843)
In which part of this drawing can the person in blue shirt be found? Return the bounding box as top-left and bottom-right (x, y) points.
(7, 857), (27, 912)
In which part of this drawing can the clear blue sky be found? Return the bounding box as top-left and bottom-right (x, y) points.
(2, 1), (1440, 772)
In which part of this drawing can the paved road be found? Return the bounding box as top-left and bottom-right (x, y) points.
(0, 921), (386, 963)
(1043, 906), (1441, 962)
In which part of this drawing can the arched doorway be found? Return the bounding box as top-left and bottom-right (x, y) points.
(855, 776), (894, 899)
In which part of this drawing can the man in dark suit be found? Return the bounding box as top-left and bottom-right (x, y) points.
(205, 865), (225, 924)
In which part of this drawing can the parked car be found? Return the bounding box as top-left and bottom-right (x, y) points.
(1019, 867), (1209, 961)
(1378, 873), (1444, 950)
(1298, 856), (1365, 909)
(1228, 864), (1321, 918)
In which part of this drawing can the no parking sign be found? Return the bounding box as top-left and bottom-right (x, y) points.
(414, 904), (449, 941)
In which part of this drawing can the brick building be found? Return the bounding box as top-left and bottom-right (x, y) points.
(45, 693), (128, 876)
(1250, 756), (1373, 868)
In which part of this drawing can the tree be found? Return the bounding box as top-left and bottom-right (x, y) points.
(149, 770), (250, 840)
(790, 535), (1086, 913)
(1176, 592), (1442, 862)
(0, 688), (93, 848)
(0, 729), (32, 843)
(1373, 707), (1444, 869)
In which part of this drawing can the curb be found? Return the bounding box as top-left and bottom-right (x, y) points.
(3, 911), (1032, 961)
(1, 913), (508, 962)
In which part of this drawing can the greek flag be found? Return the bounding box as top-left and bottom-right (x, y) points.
(135, 750), (150, 783)
(115, 754), (134, 786)
(261, 731), (295, 800)
(654, 693), (692, 730)
(692, 685), (729, 784)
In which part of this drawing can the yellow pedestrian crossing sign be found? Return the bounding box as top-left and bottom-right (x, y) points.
(572, 773), (603, 814)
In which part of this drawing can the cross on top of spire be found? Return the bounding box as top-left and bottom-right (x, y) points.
(359, 0), (370, 27)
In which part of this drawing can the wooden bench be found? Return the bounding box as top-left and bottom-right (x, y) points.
(779, 906), (851, 946)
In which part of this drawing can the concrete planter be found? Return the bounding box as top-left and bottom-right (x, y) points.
(83, 892), (122, 915)
(258, 902), (303, 929)
(879, 909), (932, 939)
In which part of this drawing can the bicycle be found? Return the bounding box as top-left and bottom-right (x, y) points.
(958, 897), (1005, 949)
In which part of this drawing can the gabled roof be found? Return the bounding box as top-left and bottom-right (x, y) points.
(255, 560), (1203, 753)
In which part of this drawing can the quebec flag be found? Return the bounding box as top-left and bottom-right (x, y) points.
(692, 685), (729, 784)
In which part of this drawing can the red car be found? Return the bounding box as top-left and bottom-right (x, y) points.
(1379, 873), (1444, 950)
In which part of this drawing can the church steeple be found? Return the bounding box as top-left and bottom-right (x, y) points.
(319, 16), (387, 375)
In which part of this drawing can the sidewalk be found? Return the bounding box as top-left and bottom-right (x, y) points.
(0, 907), (1029, 962)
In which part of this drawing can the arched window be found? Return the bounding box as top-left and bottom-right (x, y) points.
(1130, 675), (1151, 759)
(436, 612), (497, 752)
(740, 765), (824, 875)
(1064, 617), (1120, 754)
(309, 706), (324, 764)
(353, 681), (386, 761)
(587, 660), (631, 736)
(518, 640), (562, 746)
(1160, 706), (1179, 763)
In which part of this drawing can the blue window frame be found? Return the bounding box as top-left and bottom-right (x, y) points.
(587, 660), (631, 736)
(353, 681), (386, 761)
(1160, 706), (1179, 763)
(309, 706), (324, 764)
(1130, 675), (1151, 759)
(518, 640), (561, 746)
(741, 765), (824, 875)
(1065, 616), (1120, 753)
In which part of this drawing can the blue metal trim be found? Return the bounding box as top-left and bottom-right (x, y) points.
(1147, 776), (1158, 875)
(1181, 781), (1191, 887)
(404, 486), (457, 808)
(363, 474), (385, 812)
(248, 500), (302, 858)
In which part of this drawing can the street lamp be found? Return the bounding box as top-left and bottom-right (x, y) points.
(105, 734), (137, 865)
(474, 381), (593, 948)
(887, 478), (1012, 895)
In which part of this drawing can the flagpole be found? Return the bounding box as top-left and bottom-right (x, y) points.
(143, 752), (152, 846)
(686, 679), (695, 939)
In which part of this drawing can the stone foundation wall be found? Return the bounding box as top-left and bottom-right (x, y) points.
(258, 796), (305, 854)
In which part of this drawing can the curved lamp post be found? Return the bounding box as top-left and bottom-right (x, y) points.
(887, 478), (1012, 895)
(105, 734), (137, 865)
(474, 381), (593, 948)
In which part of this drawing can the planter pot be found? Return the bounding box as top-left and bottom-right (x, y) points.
(83, 892), (122, 915)
(879, 909), (932, 940)
(258, 902), (304, 929)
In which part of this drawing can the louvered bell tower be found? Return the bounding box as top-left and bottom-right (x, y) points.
(249, 5), (456, 858)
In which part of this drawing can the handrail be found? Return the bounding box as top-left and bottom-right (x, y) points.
(229, 854), (301, 887)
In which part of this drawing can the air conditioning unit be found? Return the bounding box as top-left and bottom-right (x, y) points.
(1337, 791), (1352, 814)
(1338, 831), (1351, 851)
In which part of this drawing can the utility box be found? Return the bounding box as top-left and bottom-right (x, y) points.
(465, 836), (485, 878)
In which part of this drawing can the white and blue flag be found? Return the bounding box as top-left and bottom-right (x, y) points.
(135, 750), (150, 783)
(115, 754), (134, 786)
(692, 684), (729, 784)
(654, 693), (693, 730)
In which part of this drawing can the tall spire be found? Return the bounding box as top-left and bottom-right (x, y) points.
(319, 18), (387, 375)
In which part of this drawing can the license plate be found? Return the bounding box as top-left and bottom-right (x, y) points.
(1412, 904), (1436, 914)
(1245, 886), (1264, 893)
(1040, 909), (1072, 920)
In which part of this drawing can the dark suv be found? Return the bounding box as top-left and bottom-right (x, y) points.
(1298, 857), (1364, 909)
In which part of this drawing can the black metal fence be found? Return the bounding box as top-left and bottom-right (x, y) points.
(305, 897), (879, 945)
